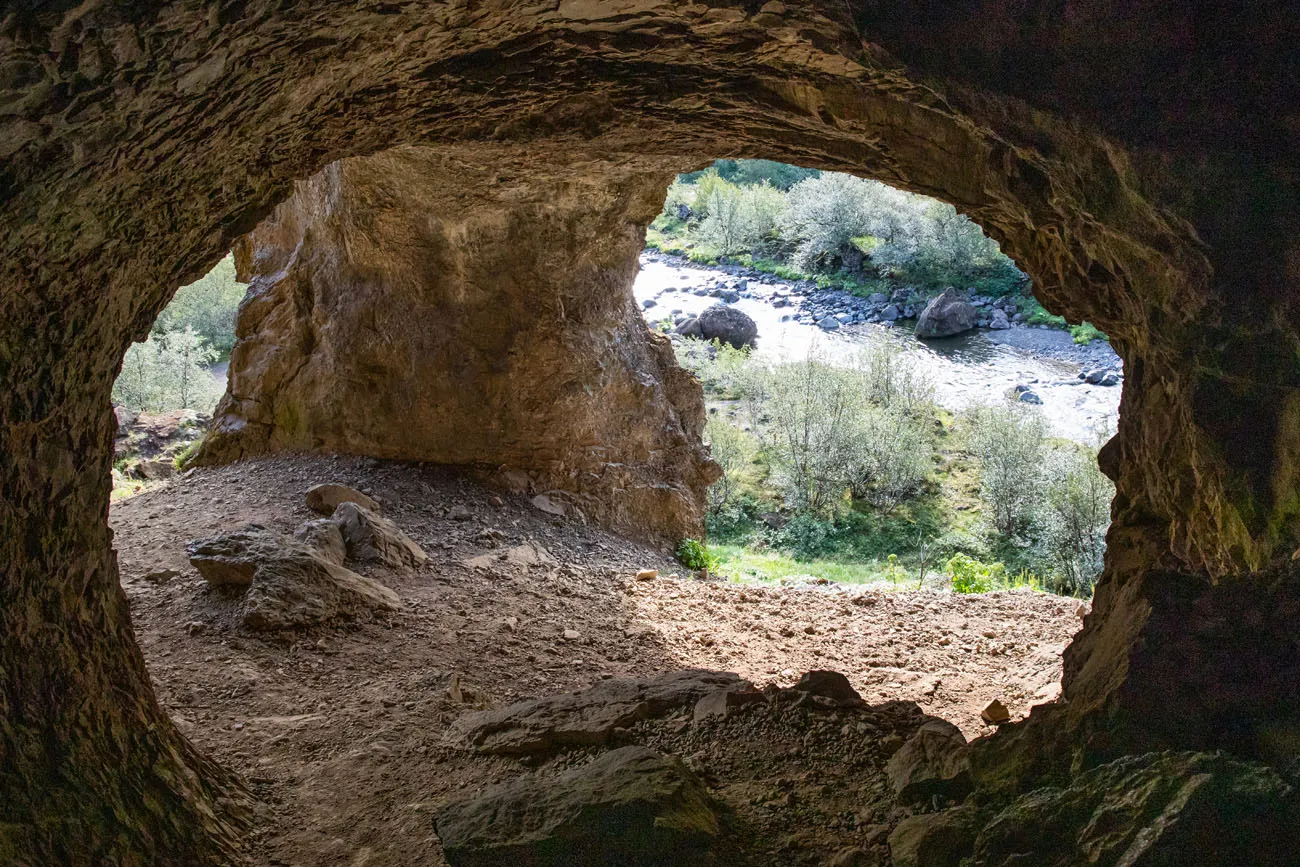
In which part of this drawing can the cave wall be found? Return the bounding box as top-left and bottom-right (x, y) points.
(201, 146), (716, 542)
(0, 1), (1296, 862)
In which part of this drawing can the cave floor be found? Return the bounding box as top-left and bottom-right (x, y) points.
(111, 454), (1085, 865)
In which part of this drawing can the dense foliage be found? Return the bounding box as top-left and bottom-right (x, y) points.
(152, 255), (246, 356)
(113, 327), (223, 413)
(678, 334), (1114, 597)
(654, 162), (1028, 297)
(113, 255), (247, 415)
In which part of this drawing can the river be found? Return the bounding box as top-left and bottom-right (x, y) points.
(633, 255), (1121, 444)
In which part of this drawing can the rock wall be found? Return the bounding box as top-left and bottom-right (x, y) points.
(199, 147), (716, 543)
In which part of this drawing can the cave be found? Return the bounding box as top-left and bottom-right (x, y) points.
(2, 2), (1298, 864)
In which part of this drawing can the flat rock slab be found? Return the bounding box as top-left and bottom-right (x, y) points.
(435, 746), (721, 867)
(188, 524), (295, 587)
(453, 669), (755, 756)
(241, 550), (401, 631)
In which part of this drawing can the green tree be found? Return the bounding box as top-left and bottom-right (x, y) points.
(113, 327), (222, 414)
(698, 180), (786, 255)
(704, 414), (754, 512)
(1038, 443), (1113, 595)
(965, 401), (1048, 537)
(744, 353), (862, 512)
(844, 405), (932, 513)
(153, 254), (247, 355)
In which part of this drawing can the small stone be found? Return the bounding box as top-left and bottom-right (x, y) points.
(531, 494), (566, 516)
(144, 568), (181, 584)
(563, 628), (581, 641)
(185, 621), (206, 636)
(504, 616), (519, 631)
(635, 568), (658, 581)
(489, 495), (505, 508)
(981, 699), (1011, 724)
(448, 505), (473, 521)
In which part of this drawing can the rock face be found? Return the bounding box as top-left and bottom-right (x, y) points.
(434, 746), (722, 867)
(693, 304), (758, 349)
(915, 289), (978, 339)
(453, 670), (754, 756)
(198, 148), (717, 544)
(969, 752), (1300, 867)
(2, 0), (1299, 862)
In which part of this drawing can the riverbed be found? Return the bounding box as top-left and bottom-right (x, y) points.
(633, 254), (1121, 444)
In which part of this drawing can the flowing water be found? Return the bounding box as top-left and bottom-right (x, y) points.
(634, 257), (1121, 444)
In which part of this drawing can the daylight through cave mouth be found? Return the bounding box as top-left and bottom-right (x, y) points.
(5, 2), (1298, 862)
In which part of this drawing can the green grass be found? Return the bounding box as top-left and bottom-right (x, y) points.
(1070, 322), (1107, 345)
(711, 544), (914, 586)
(1021, 297), (1068, 327)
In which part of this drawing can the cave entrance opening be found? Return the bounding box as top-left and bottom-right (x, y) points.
(109, 253), (247, 500)
(641, 160), (1118, 601)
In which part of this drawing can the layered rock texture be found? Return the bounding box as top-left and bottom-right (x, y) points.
(200, 147), (716, 542)
(1, 0), (1297, 863)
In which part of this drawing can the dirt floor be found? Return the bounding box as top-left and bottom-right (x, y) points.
(111, 453), (1087, 866)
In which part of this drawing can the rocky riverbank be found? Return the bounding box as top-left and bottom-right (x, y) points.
(640, 250), (1121, 372)
(635, 251), (1124, 442)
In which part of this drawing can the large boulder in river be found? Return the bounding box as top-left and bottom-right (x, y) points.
(689, 304), (757, 349)
(915, 288), (978, 339)
(434, 746), (722, 867)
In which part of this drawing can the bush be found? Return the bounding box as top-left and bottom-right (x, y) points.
(113, 327), (222, 414)
(674, 338), (754, 399)
(1070, 322), (1107, 345)
(743, 353), (862, 511)
(844, 405), (932, 513)
(676, 538), (720, 572)
(697, 179), (786, 255)
(705, 415), (756, 512)
(1037, 443), (1113, 596)
(946, 552), (1006, 594)
(902, 201), (1022, 291)
(773, 511), (838, 560)
(782, 173), (899, 271)
(854, 341), (934, 416)
(965, 402), (1048, 537)
(706, 493), (762, 540)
